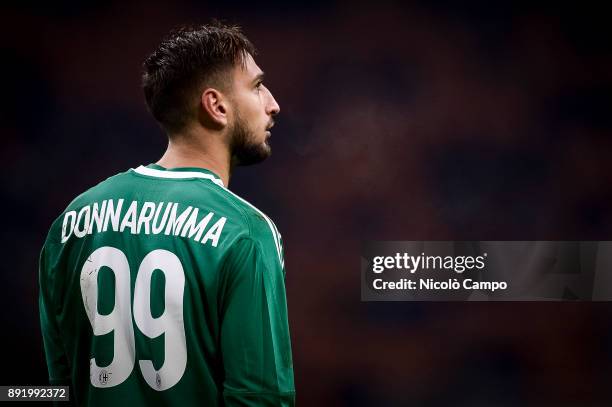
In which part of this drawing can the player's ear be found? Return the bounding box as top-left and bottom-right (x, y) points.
(200, 88), (228, 128)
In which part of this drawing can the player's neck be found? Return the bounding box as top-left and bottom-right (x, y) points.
(156, 134), (231, 187)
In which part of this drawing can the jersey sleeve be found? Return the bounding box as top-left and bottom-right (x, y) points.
(39, 241), (71, 385)
(219, 237), (295, 406)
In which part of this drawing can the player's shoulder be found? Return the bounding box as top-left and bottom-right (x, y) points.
(64, 169), (133, 210)
(212, 185), (279, 237)
(209, 186), (284, 269)
(129, 165), (276, 238)
(126, 164), (284, 266)
(43, 165), (282, 262)
(44, 169), (131, 243)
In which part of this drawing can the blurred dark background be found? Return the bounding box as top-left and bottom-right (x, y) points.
(2, 0), (612, 405)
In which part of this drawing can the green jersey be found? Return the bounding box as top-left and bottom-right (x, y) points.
(39, 164), (295, 406)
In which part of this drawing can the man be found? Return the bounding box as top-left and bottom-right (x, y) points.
(39, 23), (295, 406)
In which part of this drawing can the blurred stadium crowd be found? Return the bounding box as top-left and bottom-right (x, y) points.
(2, 1), (612, 405)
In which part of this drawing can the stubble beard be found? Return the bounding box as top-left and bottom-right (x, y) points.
(229, 110), (271, 167)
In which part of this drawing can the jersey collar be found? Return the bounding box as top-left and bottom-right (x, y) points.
(133, 164), (225, 187)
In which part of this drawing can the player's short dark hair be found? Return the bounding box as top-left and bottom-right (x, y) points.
(142, 22), (256, 134)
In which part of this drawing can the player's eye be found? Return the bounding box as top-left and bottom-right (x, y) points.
(255, 81), (263, 91)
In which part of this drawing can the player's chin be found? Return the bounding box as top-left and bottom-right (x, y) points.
(261, 141), (272, 156)
(233, 141), (271, 167)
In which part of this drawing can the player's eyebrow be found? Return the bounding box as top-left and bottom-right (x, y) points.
(252, 72), (265, 85)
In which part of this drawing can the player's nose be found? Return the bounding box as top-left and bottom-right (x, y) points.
(266, 91), (280, 116)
